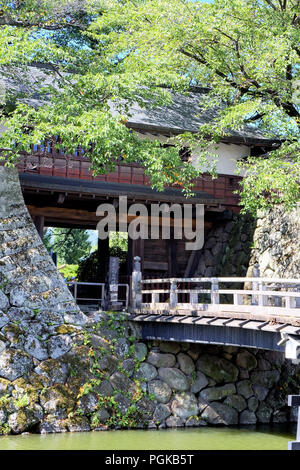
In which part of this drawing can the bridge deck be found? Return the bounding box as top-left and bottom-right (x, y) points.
(129, 304), (300, 327)
(128, 312), (300, 335)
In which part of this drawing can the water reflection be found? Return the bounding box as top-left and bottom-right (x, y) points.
(0, 424), (296, 451)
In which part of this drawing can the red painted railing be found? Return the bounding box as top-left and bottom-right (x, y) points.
(14, 140), (242, 208)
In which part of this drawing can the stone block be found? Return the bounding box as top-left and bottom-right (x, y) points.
(147, 351), (176, 368)
(171, 392), (198, 419)
(158, 368), (189, 391)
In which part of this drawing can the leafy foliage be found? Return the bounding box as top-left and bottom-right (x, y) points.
(42, 227), (92, 264)
(42, 227), (53, 252)
(0, 0), (299, 212)
(109, 232), (128, 255)
(73, 314), (151, 429)
(58, 264), (78, 281)
(77, 233), (128, 282)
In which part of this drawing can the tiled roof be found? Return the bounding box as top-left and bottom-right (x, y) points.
(1, 64), (280, 146)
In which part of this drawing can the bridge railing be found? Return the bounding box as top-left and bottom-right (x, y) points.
(132, 274), (300, 318)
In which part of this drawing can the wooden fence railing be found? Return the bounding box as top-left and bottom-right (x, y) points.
(131, 257), (300, 319)
(67, 281), (129, 308)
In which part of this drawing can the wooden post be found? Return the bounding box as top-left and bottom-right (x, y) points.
(258, 281), (268, 306)
(131, 256), (142, 310)
(74, 282), (78, 302)
(151, 292), (160, 307)
(100, 284), (105, 306)
(168, 228), (178, 276)
(127, 237), (133, 274)
(97, 237), (109, 283)
(190, 291), (198, 306)
(252, 263), (260, 306)
(170, 280), (178, 309)
(288, 395), (300, 450)
(285, 295), (296, 309)
(211, 279), (219, 305)
(233, 292), (243, 306)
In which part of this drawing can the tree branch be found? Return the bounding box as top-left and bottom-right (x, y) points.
(244, 112), (266, 123)
(52, 229), (73, 250)
(263, 0), (279, 10)
(179, 47), (250, 94)
(0, 16), (86, 30)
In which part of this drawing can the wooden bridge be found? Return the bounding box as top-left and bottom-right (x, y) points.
(128, 257), (300, 359)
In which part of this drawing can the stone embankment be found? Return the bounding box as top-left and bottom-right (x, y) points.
(0, 307), (299, 434)
(194, 211), (255, 278)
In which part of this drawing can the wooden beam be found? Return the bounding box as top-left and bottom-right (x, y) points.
(144, 261), (169, 271)
(28, 205), (101, 224)
(27, 204), (213, 229)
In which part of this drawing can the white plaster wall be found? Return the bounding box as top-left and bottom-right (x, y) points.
(136, 132), (250, 176)
(192, 142), (250, 175)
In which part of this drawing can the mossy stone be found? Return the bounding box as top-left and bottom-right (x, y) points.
(0, 348), (33, 381)
(158, 368), (189, 391)
(8, 408), (40, 433)
(148, 380), (172, 404)
(133, 343), (148, 361)
(66, 416), (90, 432)
(171, 392), (199, 419)
(55, 325), (77, 335)
(236, 351), (257, 371)
(0, 378), (13, 397)
(34, 359), (68, 385)
(40, 385), (75, 419)
(197, 354), (239, 384)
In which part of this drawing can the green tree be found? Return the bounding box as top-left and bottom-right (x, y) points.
(109, 231), (128, 254)
(0, 0), (299, 213)
(48, 228), (92, 264)
(42, 227), (53, 252)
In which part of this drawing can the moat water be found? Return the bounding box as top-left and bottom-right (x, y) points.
(0, 424), (296, 450)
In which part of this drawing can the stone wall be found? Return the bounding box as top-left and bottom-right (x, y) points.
(188, 204), (299, 281)
(246, 205), (300, 278)
(0, 166), (86, 324)
(136, 339), (300, 428)
(0, 308), (299, 435)
(0, 166), (91, 433)
(194, 211), (255, 278)
(0, 168), (160, 434)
